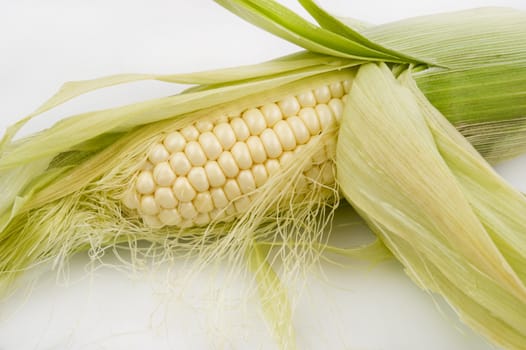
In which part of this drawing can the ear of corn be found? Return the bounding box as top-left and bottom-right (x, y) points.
(337, 63), (526, 349)
(2, 1), (526, 349)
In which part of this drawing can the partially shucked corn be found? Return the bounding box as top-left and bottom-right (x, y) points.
(124, 78), (351, 228)
(2, 1), (526, 350)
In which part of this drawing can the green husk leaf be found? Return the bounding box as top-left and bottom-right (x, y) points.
(415, 60), (526, 123)
(0, 51), (348, 150)
(456, 116), (526, 164)
(337, 63), (526, 349)
(0, 57), (358, 172)
(214, 0), (424, 64)
(0, 159), (52, 232)
(334, 16), (371, 32)
(297, 0), (423, 64)
(356, 8), (526, 161)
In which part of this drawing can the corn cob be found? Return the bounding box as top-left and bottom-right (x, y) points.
(125, 79), (351, 228)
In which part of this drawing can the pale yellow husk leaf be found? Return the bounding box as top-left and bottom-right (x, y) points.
(337, 63), (526, 349)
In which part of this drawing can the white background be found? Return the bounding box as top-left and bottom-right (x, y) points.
(1, 1), (526, 349)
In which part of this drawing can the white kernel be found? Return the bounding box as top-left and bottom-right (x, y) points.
(260, 129), (283, 159)
(169, 152), (192, 176)
(194, 213), (211, 226)
(329, 82), (344, 98)
(252, 164), (268, 187)
(173, 177), (197, 202)
(315, 104), (336, 132)
(155, 187), (178, 209)
(163, 131), (186, 153)
(195, 120), (213, 133)
(224, 179), (242, 201)
(328, 98), (344, 122)
(211, 188), (229, 208)
(278, 96), (300, 117)
(136, 171), (155, 194)
(148, 144), (170, 164)
(213, 123), (236, 150)
(218, 152), (240, 178)
(246, 136), (267, 164)
(179, 202), (198, 220)
(260, 103), (282, 127)
(265, 159), (281, 177)
(185, 141), (207, 166)
(199, 132), (223, 160)
(140, 195), (160, 215)
(234, 196), (251, 213)
(187, 167), (209, 192)
(194, 191), (214, 213)
(313, 85), (331, 104)
(153, 162), (176, 186)
(237, 170), (256, 194)
(279, 152), (294, 167)
(299, 107), (321, 135)
(242, 108), (266, 135)
(231, 142), (253, 170)
(204, 161), (226, 187)
(273, 120), (296, 151)
(181, 125), (199, 141)
(287, 116), (310, 145)
(143, 215), (163, 228)
(343, 79), (352, 93)
(122, 190), (140, 209)
(342, 94), (349, 104)
(159, 208), (182, 226)
(296, 91), (316, 107)
(230, 118), (250, 141)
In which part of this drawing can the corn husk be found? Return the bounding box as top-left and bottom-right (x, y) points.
(1, 1), (526, 349)
(337, 63), (526, 349)
(219, 0), (526, 162)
